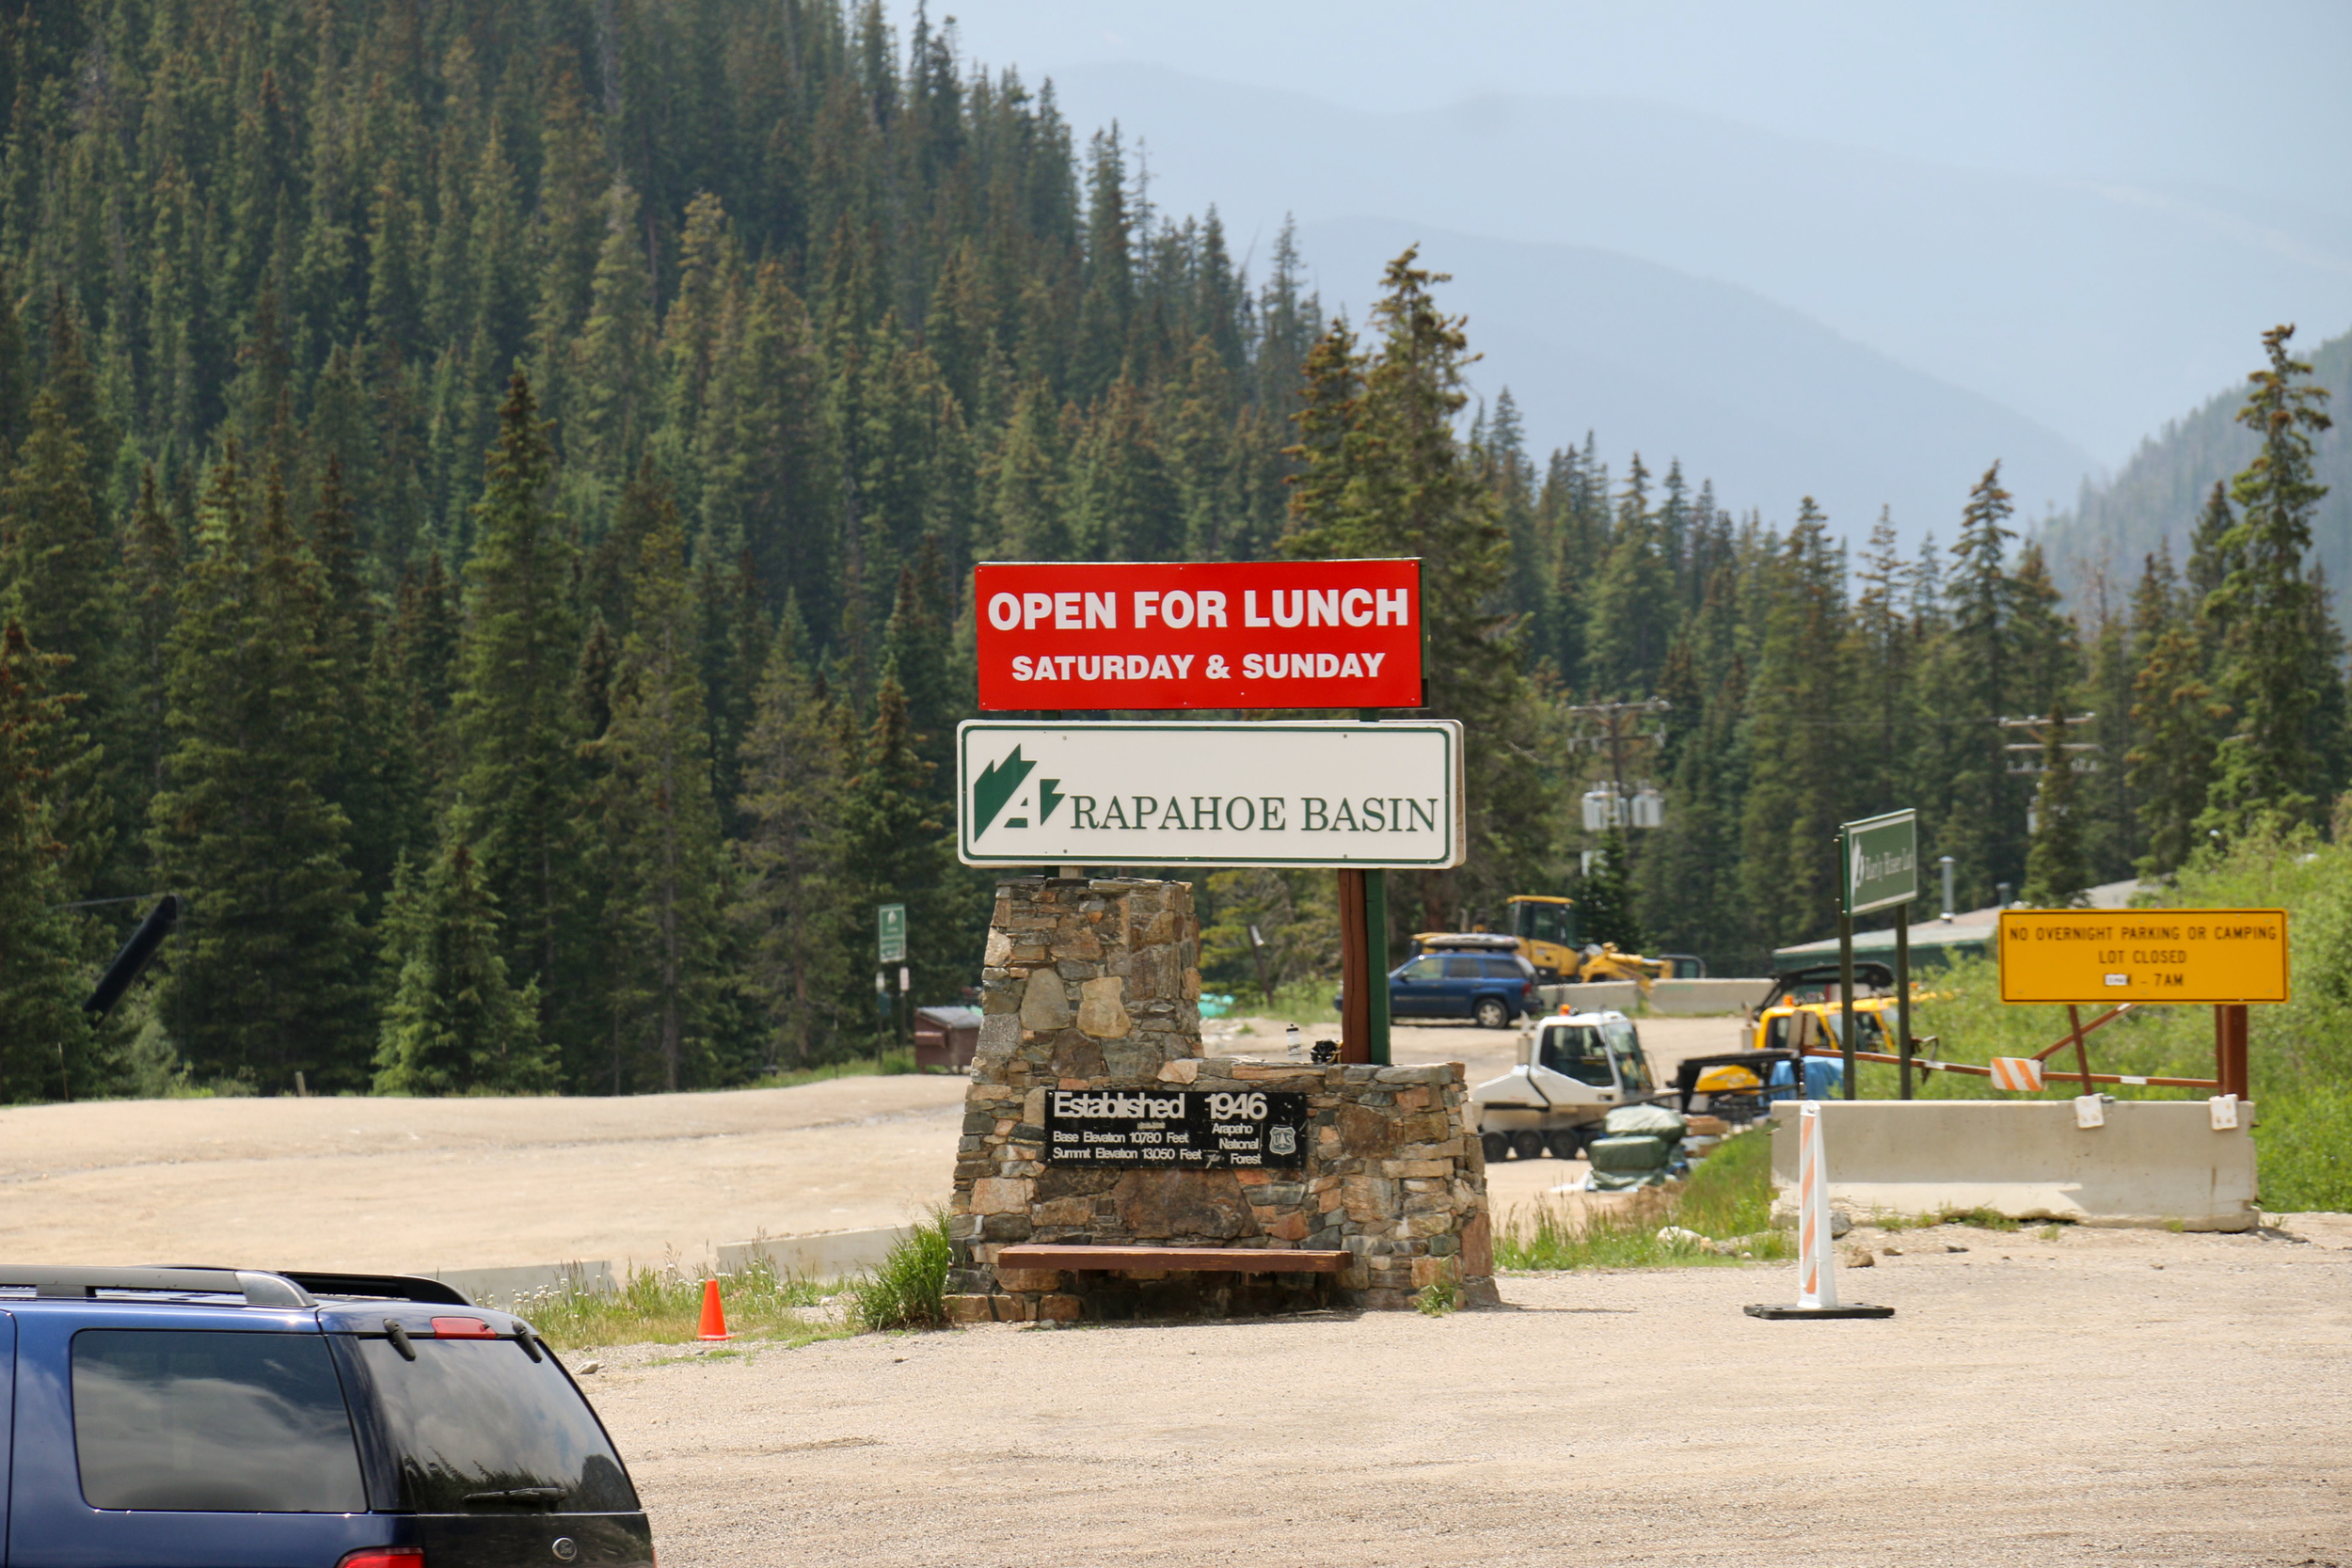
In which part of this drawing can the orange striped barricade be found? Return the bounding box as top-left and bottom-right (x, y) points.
(1990, 1056), (2045, 1092)
(1745, 1101), (1895, 1321)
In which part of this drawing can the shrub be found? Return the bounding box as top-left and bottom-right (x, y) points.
(849, 1209), (953, 1331)
(1495, 1127), (1791, 1270)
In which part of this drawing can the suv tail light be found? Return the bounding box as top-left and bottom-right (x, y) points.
(339, 1550), (423, 1568)
(429, 1317), (497, 1338)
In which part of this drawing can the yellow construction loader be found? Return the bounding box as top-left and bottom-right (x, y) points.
(1413, 895), (1702, 988)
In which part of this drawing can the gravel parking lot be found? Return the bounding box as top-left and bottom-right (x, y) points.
(589, 1212), (2352, 1568)
(12, 1006), (2344, 1563)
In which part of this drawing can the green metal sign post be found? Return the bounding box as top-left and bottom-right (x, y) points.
(877, 903), (909, 1051)
(1838, 810), (1919, 1101)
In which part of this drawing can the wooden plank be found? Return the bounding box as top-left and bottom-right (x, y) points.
(995, 1244), (1349, 1275)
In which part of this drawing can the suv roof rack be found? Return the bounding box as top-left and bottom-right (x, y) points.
(0, 1267), (316, 1307)
(278, 1271), (472, 1307)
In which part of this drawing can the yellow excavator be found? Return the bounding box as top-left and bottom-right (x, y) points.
(1414, 895), (1701, 988)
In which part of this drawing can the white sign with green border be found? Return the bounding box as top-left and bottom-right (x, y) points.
(957, 720), (1464, 868)
(1843, 808), (1919, 915)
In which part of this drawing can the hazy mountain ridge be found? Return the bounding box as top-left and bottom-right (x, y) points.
(1050, 62), (2352, 468)
(1299, 216), (2095, 544)
(2035, 327), (2352, 604)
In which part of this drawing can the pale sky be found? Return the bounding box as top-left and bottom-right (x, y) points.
(915, 1), (2352, 208)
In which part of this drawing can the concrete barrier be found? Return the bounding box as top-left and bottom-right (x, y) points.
(1769, 1100), (2260, 1232)
(1535, 977), (1775, 1017)
(424, 1226), (912, 1307)
(432, 1260), (614, 1309)
(717, 1226), (911, 1280)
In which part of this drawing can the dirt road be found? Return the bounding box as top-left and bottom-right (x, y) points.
(589, 1213), (2352, 1568)
(0, 1011), (1729, 1272)
(0, 1075), (968, 1272)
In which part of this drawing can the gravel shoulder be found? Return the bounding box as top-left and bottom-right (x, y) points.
(0, 1012), (1733, 1273)
(0, 1075), (969, 1272)
(586, 1213), (2352, 1568)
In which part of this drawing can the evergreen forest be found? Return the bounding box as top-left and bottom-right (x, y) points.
(1, 0), (2345, 1103)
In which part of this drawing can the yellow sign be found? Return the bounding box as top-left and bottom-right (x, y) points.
(1997, 908), (2289, 1004)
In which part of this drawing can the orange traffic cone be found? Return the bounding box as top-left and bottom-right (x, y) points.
(696, 1277), (730, 1341)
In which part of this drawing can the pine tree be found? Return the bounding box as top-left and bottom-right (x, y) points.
(150, 449), (369, 1091)
(1577, 830), (1645, 951)
(572, 179), (660, 485)
(1736, 501), (1853, 944)
(2201, 325), (2335, 838)
(842, 672), (950, 1032)
(1918, 462), (2026, 909)
(449, 372), (586, 1039)
(1, 388), (120, 894)
(2020, 708), (2090, 907)
(1, 389), (119, 696)
(0, 623), (96, 1102)
(119, 466), (181, 815)
(735, 608), (853, 1065)
(1068, 374), (1177, 561)
(1282, 249), (1545, 927)
(880, 543), (957, 799)
(2127, 547), (2226, 879)
(1584, 453), (1676, 697)
(373, 827), (548, 1096)
(988, 382), (1069, 560)
(595, 502), (726, 1092)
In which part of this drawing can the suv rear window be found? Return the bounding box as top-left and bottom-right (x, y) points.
(72, 1330), (367, 1513)
(1479, 957), (1527, 979)
(343, 1338), (637, 1513)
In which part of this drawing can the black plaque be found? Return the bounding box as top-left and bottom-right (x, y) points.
(1043, 1087), (1308, 1169)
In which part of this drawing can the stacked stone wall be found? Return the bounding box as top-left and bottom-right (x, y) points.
(947, 876), (1496, 1322)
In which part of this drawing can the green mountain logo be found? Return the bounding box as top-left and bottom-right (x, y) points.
(971, 746), (1036, 836)
(1038, 778), (1065, 824)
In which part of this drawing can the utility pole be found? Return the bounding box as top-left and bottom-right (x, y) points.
(1565, 697), (1670, 832)
(1997, 712), (2100, 775)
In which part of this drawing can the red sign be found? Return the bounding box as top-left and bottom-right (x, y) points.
(974, 560), (1422, 711)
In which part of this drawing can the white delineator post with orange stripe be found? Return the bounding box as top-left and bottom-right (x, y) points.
(1796, 1101), (1836, 1309)
(1745, 1101), (1894, 1320)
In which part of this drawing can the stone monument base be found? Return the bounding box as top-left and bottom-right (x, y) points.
(948, 878), (1497, 1322)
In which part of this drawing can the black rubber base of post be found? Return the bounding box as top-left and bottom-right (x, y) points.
(1743, 1303), (1896, 1319)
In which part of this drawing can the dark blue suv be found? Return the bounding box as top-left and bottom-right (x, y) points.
(1, 1267), (649, 1568)
(1339, 951), (1537, 1028)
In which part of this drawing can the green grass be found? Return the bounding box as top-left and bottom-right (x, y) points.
(847, 1209), (953, 1331)
(2251, 1084), (2352, 1211)
(1495, 1126), (1793, 1270)
(1215, 978), (1343, 1028)
(515, 1257), (846, 1351)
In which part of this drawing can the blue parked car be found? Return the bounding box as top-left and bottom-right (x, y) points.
(0, 1266), (649, 1568)
(1340, 950), (1537, 1028)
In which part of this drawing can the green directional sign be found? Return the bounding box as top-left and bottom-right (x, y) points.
(1842, 809), (1919, 915)
(877, 903), (907, 964)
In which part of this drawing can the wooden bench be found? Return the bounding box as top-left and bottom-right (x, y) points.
(994, 1244), (1350, 1275)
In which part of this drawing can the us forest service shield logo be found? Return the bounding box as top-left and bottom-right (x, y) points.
(1268, 1124), (1297, 1156)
